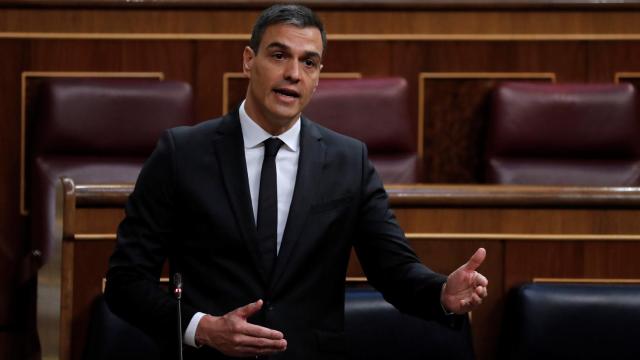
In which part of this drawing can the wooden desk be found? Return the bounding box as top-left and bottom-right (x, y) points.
(45, 178), (640, 360)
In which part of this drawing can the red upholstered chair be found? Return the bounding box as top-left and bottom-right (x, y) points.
(485, 82), (640, 185)
(303, 77), (419, 183)
(27, 77), (194, 282)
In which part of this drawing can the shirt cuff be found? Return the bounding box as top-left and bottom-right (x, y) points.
(184, 312), (206, 347)
(440, 282), (455, 316)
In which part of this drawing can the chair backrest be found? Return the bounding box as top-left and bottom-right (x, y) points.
(28, 78), (194, 273)
(345, 287), (474, 360)
(502, 282), (640, 360)
(84, 296), (161, 360)
(486, 82), (640, 185)
(84, 288), (474, 360)
(304, 77), (419, 183)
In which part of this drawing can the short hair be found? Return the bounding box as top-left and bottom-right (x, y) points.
(250, 4), (327, 54)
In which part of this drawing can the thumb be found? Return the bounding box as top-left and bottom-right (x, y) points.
(234, 299), (263, 319)
(463, 248), (486, 272)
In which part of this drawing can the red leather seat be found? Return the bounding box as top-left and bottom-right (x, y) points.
(304, 78), (419, 183)
(28, 78), (194, 278)
(486, 82), (640, 185)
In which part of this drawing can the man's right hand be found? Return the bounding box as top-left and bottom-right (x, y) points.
(194, 299), (287, 357)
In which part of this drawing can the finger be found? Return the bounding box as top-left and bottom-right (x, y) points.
(475, 285), (488, 299)
(247, 337), (287, 351)
(470, 293), (483, 306)
(459, 298), (470, 309)
(234, 340), (287, 357)
(231, 334), (287, 350)
(473, 272), (489, 287)
(234, 299), (263, 319)
(241, 322), (285, 340)
(463, 248), (486, 272)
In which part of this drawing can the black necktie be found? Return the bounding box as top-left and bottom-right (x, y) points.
(256, 137), (283, 278)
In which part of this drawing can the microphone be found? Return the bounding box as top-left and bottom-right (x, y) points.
(174, 273), (184, 360)
(174, 273), (182, 300)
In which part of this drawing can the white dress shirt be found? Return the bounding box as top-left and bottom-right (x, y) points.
(184, 101), (301, 346)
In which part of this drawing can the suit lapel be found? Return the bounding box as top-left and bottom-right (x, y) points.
(271, 118), (325, 293)
(212, 111), (268, 286)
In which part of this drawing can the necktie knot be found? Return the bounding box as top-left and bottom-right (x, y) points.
(263, 138), (284, 158)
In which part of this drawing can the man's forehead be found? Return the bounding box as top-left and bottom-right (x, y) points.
(260, 23), (323, 55)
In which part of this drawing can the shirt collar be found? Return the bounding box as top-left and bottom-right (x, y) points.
(239, 100), (300, 152)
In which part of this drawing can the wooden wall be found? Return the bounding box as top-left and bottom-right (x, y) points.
(3, 1), (640, 359)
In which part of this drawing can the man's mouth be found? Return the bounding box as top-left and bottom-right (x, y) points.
(273, 88), (300, 98)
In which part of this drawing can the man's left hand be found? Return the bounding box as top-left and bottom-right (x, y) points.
(441, 247), (489, 314)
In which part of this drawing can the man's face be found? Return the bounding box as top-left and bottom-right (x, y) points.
(243, 23), (323, 134)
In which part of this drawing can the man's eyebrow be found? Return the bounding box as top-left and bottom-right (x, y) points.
(266, 42), (290, 51)
(266, 42), (321, 59)
(303, 50), (322, 60)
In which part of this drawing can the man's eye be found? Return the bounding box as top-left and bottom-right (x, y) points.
(304, 59), (317, 68)
(272, 53), (285, 60)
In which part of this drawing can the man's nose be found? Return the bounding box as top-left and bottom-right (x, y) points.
(283, 60), (300, 82)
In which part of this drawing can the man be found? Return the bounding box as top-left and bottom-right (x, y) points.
(105, 4), (488, 360)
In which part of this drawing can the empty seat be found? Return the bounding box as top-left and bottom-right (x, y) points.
(486, 82), (640, 185)
(28, 77), (193, 279)
(304, 78), (419, 183)
(345, 287), (474, 360)
(502, 282), (640, 360)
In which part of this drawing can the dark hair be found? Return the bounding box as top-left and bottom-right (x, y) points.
(250, 4), (327, 54)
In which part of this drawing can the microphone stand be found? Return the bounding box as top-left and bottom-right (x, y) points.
(174, 273), (184, 360)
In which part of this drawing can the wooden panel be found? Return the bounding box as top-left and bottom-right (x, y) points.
(74, 208), (124, 234)
(504, 241), (640, 289)
(420, 73), (554, 182)
(69, 240), (117, 360)
(195, 40), (246, 120)
(0, 40), (30, 360)
(396, 207), (640, 235)
(321, 41), (393, 75)
(4, 8), (640, 37)
(0, 40), (25, 329)
(224, 73), (248, 115)
(587, 41), (640, 82)
(27, 39), (195, 80)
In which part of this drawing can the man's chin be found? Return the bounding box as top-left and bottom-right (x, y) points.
(268, 107), (302, 124)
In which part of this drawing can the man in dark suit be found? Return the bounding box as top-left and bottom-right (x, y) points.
(105, 4), (488, 360)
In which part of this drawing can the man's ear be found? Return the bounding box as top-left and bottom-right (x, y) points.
(242, 46), (255, 77)
(313, 64), (323, 92)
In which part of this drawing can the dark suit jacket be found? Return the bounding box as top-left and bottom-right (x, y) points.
(105, 110), (449, 360)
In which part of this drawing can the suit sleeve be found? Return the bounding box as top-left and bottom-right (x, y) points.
(352, 142), (453, 322)
(104, 130), (198, 343)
